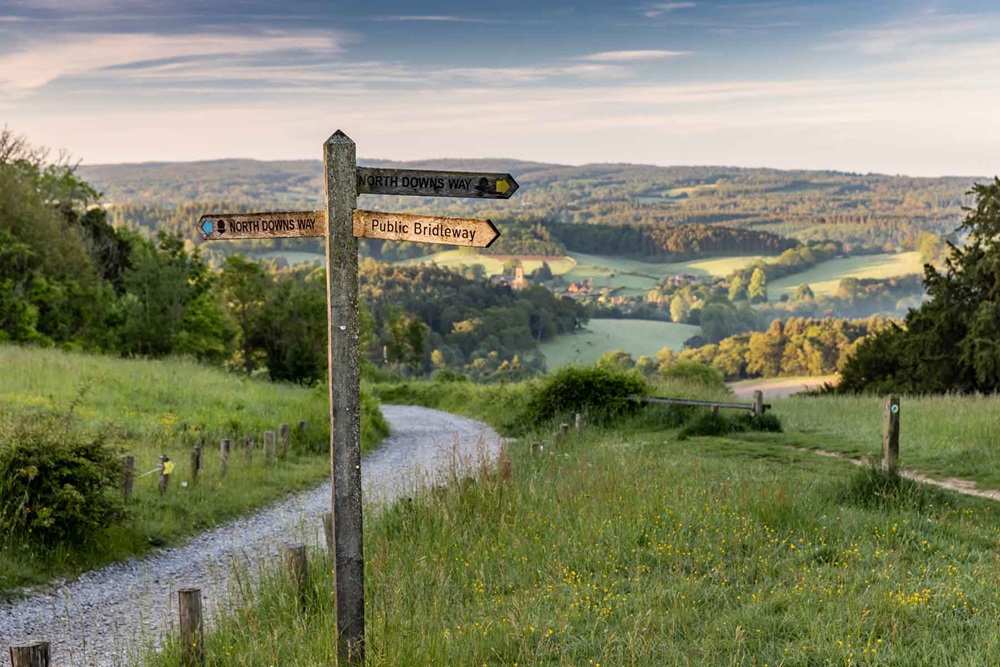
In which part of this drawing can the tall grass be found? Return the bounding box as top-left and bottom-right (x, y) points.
(145, 411), (1000, 665)
(776, 393), (1000, 486)
(0, 345), (387, 596)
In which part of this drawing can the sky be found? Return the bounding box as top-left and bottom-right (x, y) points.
(1, 0), (999, 176)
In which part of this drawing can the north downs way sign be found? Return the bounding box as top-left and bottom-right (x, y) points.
(195, 134), (518, 665)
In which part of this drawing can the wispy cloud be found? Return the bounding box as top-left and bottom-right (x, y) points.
(372, 15), (488, 23)
(0, 31), (342, 93)
(576, 49), (689, 62)
(823, 12), (1000, 55)
(643, 2), (696, 19)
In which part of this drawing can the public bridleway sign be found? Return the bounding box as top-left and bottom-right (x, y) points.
(195, 135), (519, 666)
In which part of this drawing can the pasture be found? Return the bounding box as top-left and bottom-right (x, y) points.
(768, 251), (924, 298)
(540, 318), (700, 369)
(148, 385), (1000, 666)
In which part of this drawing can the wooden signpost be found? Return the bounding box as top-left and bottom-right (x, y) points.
(197, 131), (518, 664)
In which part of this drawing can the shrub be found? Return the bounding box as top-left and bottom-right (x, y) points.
(0, 414), (126, 549)
(524, 365), (647, 429)
(678, 410), (782, 439)
(660, 360), (726, 391)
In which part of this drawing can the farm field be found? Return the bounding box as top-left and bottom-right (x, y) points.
(402, 248), (577, 275)
(768, 251), (925, 298)
(0, 345), (387, 595)
(148, 384), (1000, 666)
(540, 318), (700, 369)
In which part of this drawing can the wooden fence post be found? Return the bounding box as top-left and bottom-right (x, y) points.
(323, 511), (334, 554)
(278, 423), (290, 456)
(120, 454), (135, 503)
(882, 394), (900, 472)
(243, 436), (254, 463)
(158, 455), (170, 496)
(752, 391), (764, 417)
(559, 423), (569, 440)
(220, 438), (231, 476)
(283, 543), (309, 612)
(178, 588), (204, 667)
(297, 420), (307, 434)
(264, 430), (276, 464)
(575, 413), (584, 433)
(190, 447), (201, 483)
(9, 641), (50, 667)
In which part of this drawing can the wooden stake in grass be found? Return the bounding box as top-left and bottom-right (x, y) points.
(220, 438), (232, 476)
(278, 423), (290, 456)
(297, 419), (307, 434)
(575, 413), (584, 433)
(882, 394), (900, 472)
(283, 543), (309, 612)
(243, 435), (254, 463)
(560, 423), (569, 440)
(752, 390), (765, 417)
(158, 455), (170, 496)
(120, 454), (135, 503)
(264, 430), (276, 464)
(9, 641), (50, 667)
(190, 446), (201, 483)
(178, 588), (204, 667)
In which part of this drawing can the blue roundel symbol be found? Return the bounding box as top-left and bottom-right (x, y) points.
(891, 404), (899, 414)
(201, 220), (214, 235)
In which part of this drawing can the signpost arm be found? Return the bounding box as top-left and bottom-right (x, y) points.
(324, 130), (364, 664)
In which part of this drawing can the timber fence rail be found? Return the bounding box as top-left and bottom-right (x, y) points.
(629, 390), (770, 416)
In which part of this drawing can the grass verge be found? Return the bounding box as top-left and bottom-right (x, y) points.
(0, 345), (388, 598)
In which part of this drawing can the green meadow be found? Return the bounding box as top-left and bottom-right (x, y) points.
(768, 252), (924, 298)
(540, 318), (700, 369)
(146, 381), (1000, 666)
(0, 345), (387, 596)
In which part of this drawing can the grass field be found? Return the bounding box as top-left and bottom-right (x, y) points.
(540, 319), (700, 369)
(774, 393), (1000, 487)
(146, 382), (1000, 666)
(769, 252), (925, 298)
(0, 345), (387, 596)
(403, 249), (578, 275)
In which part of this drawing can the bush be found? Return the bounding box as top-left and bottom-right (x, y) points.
(524, 365), (647, 429)
(0, 414), (126, 549)
(678, 410), (783, 439)
(660, 361), (726, 391)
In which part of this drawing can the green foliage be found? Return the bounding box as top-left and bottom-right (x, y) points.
(524, 365), (647, 428)
(660, 359), (726, 390)
(840, 179), (1000, 393)
(0, 414), (125, 549)
(678, 410), (782, 438)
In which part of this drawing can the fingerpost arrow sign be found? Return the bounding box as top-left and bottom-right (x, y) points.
(198, 211), (326, 240)
(352, 210), (500, 248)
(356, 167), (519, 199)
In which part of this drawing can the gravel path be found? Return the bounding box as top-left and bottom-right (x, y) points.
(0, 406), (501, 666)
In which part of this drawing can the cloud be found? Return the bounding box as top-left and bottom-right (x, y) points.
(576, 49), (689, 62)
(0, 31), (342, 93)
(823, 12), (1000, 55)
(643, 2), (696, 19)
(372, 15), (488, 23)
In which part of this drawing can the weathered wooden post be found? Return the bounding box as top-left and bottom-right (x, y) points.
(190, 446), (202, 483)
(178, 588), (204, 667)
(220, 438), (231, 476)
(283, 543), (309, 612)
(323, 511), (334, 555)
(575, 413), (584, 433)
(882, 394), (900, 472)
(752, 390), (765, 417)
(9, 641), (50, 667)
(278, 423), (290, 456)
(297, 419), (308, 434)
(120, 454), (135, 503)
(263, 430), (276, 464)
(560, 423), (569, 439)
(243, 435), (254, 463)
(326, 130), (365, 664)
(158, 455), (170, 496)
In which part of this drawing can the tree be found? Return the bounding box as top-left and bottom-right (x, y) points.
(219, 255), (270, 375)
(748, 267), (768, 303)
(793, 283), (815, 301)
(669, 295), (690, 323)
(596, 349), (635, 371)
(728, 274), (748, 302)
(841, 179), (1000, 393)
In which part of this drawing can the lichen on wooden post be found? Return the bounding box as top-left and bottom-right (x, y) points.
(120, 454), (135, 503)
(178, 588), (204, 667)
(9, 641), (50, 667)
(158, 455), (170, 496)
(278, 423), (290, 456)
(283, 543), (309, 612)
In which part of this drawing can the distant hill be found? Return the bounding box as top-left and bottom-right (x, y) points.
(80, 159), (987, 249)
